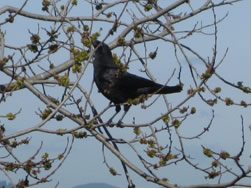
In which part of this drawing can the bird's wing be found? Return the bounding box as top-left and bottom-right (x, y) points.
(118, 72), (182, 94)
(100, 68), (123, 86)
(118, 72), (159, 88)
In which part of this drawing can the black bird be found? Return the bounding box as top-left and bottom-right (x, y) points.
(93, 40), (182, 122)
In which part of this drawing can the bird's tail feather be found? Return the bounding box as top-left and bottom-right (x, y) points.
(156, 85), (182, 94)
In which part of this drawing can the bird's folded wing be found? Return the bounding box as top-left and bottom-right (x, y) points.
(119, 72), (161, 88)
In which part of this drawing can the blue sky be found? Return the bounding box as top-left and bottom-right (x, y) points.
(0, 0), (250, 187)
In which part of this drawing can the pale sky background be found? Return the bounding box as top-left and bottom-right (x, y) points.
(0, 0), (250, 188)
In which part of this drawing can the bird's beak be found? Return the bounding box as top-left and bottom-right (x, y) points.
(93, 40), (101, 48)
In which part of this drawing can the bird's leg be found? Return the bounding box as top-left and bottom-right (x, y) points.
(117, 104), (131, 127)
(116, 105), (121, 112)
(106, 104), (121, 126)
(124, 104), (131, 112)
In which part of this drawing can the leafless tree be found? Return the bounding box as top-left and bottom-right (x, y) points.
(0, 0), (250, 187)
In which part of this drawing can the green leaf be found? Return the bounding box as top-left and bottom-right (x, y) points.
(7, 113), (16, 120)
(162, 115), (170, 123)
(109, 168), (117, 176)
(203, 148), (213, 158)
(133, 127), (141, 136)
(172, 119), (181, 128)
(220, 151), (230, 160)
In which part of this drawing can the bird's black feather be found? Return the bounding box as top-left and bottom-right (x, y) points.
(93, 40), (182, 105)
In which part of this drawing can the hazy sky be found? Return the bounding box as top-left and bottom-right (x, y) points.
(0, 0), (250, 187)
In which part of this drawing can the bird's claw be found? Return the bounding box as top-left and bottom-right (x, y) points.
(116, 120), (124, 128)
(106, 118), (114, 127)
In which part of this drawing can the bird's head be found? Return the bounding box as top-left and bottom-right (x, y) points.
(93, 40), (114, 67)
(93, 40), (102, 49)
(93, 40), (112, 58)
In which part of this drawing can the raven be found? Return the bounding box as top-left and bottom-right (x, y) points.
(93, 40), (182, 122)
